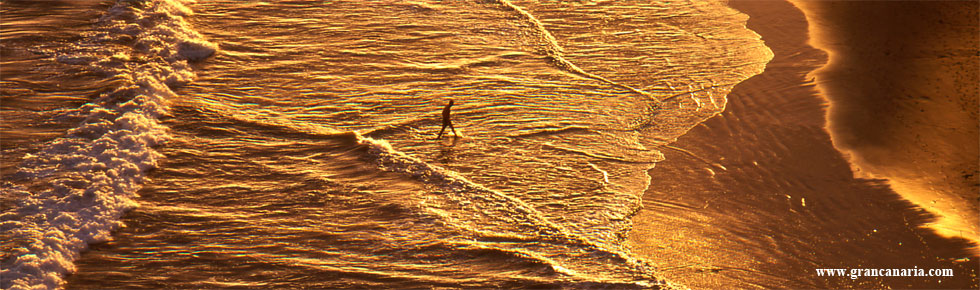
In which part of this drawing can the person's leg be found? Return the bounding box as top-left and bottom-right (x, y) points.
(449, 121), (457, 137)
(437, 123), (447, 138)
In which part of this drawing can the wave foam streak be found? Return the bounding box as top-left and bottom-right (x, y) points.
(0, 0), (214, 289)
(359, 135), (669, 286)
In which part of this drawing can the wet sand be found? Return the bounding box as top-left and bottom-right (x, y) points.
(629, 0), (979, 289)
(792, 0), (979, 248)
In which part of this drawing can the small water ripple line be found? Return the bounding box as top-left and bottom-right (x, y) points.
(492, 0), (659, 102)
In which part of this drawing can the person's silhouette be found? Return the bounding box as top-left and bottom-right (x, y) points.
(437, 99), (457, 138)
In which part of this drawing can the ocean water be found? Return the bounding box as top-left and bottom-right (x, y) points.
(0, 0), (772, 288)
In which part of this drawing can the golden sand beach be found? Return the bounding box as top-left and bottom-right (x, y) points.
(630, 0), (979, 288)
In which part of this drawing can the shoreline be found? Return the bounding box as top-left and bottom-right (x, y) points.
(789, 0), (979, 248)
(629, 0), (979, 288)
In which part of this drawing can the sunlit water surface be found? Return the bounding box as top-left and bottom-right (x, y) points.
(2, 0), (772, 288)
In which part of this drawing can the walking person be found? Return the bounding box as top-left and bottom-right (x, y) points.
(436, 99), (457, 138)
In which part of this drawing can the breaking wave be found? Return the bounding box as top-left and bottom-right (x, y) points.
(0, 0), (215, 289)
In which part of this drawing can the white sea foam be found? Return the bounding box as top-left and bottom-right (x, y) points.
(0, 0), (214, 289)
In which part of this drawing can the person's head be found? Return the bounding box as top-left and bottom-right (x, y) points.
(448, 99), (454, 105)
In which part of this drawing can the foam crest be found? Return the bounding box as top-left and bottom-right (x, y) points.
(0, 0), (214, 289)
